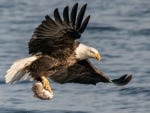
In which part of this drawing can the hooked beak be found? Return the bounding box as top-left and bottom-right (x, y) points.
(94, 52), (101, 61)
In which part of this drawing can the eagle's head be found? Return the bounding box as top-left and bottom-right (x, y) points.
(75, 43), (101, 61)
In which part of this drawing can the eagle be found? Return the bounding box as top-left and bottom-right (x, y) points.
(5, 3), (132, 99)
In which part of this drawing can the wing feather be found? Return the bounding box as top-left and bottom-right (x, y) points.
(66, 60), (132, 85)
(78, 15), (90, 33)
(63, 6), (69, 24)
(76, 4), (87, 30)
(29, 3), (90, 56)
(54, 8), (63, 24)
(71, 3), (78, 26)
(45, 15), (58, 29)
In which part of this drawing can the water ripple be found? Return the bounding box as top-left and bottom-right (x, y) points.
(0, 0), (150, 113)
(119, 87), (150, 96)
(0, 108), (89, 113)
(130, 28), (150, 36)
(87, 26), (122, 32)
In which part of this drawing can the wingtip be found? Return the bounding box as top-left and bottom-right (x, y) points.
(82, 3), (87, 11)
(83, 3), (87, 7)
(78, 15), (90, 33)
(76, 3), (88, 29)
(45, 15), (49, 19)
(74, 2), (78, 7)
(54, 8), (62, 24)
(112, 74), (132, 86)
(54, 8), (58, 12)
(63, 6), (69, 23)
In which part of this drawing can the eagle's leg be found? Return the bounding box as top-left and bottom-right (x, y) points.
(40, 75), (53, 95)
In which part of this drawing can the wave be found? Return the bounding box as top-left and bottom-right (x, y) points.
(119, 86), (150, 96)
(0, 108), (89, 113)
(129, 28), (150, 36)
(87, 26), (122, 32)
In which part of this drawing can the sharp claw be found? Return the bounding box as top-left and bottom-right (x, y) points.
(40, 76), (53, 95)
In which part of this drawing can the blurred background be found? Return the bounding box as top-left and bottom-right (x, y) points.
(0, 0), (150, 113)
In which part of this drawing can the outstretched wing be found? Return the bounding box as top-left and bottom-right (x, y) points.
(29, 3), (90, 56)
(66, 60), (132, 85)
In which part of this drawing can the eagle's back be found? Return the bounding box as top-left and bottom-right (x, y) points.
(28, 52), (77, 82)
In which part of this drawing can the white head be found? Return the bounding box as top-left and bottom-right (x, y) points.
(75, 43), (101, 61)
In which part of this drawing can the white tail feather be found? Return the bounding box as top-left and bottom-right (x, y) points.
(5, 56), (38, 84)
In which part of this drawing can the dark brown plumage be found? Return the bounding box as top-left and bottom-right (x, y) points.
(29, 3), (90, 58)
(5, 3), (132, 87)
(27, 3), (132, 85)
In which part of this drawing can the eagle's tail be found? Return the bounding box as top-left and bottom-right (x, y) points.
(5, 56), (38, 84)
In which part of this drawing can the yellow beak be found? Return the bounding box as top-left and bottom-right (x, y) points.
(95, 53), (101, 61)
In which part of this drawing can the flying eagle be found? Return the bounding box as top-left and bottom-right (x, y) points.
(5, 3), (132, 99)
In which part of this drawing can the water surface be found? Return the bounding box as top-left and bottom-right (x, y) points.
(0, 0), (150, 113)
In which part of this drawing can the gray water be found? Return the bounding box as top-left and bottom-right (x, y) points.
(0, 0), (150, 113)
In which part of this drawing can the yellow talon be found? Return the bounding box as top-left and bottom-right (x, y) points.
(41, 76), (53, 95)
